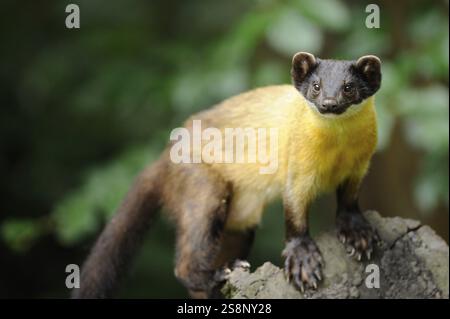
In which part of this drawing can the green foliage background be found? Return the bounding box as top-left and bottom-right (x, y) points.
(0, 0), (448, 297)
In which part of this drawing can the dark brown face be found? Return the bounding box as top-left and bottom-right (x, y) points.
(291, 52), (382, 115)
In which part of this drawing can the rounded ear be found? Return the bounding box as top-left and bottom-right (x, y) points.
(291, 52), (317, 84)
(356, 55), (381, 90)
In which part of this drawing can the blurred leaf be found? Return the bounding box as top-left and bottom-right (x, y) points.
(292, 0), (350, 31)
(52, 146), (157, 244)
(379, 62), (408, 94)
(253, 61), (287, 86)
(171, 8), (275, 115)
(374, 63), (405, 150)
(394, 84), (449, 213)
(397, 85), (449, 152)
(415, 176), (439, 213)
(171, 65), (248, 114)
(211, 67), (249, 98)
(1, 219), (44, 253)
(415, 153), (449, 213)
(374, 101), (395, 151)
(409, 8), (444, 44)
(266, 8), (322, 56)
(336, 26), (388, 58)
(213, 9), (275, 66)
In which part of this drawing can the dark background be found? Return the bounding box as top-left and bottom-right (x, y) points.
(0, 0), (448, 298)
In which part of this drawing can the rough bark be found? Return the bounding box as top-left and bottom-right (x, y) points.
(222, 211), (449, 299)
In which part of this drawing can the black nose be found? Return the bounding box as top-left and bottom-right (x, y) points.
(322, 98), (338, 110)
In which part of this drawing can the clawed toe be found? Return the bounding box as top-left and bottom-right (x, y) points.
(232, 259), (251, 271)
(214, 267), (231, 282)
(337, 212), (380, 262)
(282, 236), (323, 292)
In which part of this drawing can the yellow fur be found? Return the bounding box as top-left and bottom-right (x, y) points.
(187, 85), (377, 230)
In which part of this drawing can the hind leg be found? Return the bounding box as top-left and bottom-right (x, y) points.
(165, 164), (232, 298)
(185, 229), (256, 298)
(215, 229), (255, 269)
(195, 228), (256, 298)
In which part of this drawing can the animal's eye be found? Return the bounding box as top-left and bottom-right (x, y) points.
(312, 83), (321, 92)
(343, 83), (354, 94)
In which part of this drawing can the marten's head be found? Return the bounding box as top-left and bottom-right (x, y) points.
(291, 52), (381, 116)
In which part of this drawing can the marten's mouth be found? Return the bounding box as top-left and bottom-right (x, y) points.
(317, 105), (347, 115)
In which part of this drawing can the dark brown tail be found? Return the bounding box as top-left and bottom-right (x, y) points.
(72, 159), (165, 298)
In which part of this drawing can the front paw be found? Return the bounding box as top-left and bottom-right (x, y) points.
(282, 236), (323, 292)
(336, 211), (380, 261)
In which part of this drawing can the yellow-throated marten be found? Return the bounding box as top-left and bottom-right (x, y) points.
(73, 52), (382, 298)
